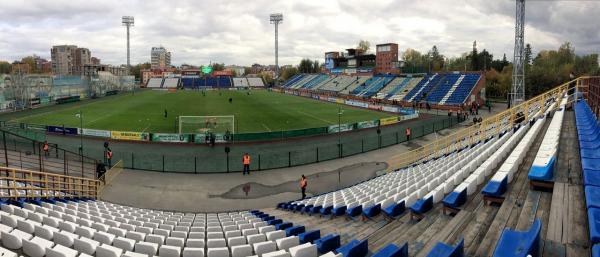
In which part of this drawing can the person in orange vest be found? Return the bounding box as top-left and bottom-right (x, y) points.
(242, 153), (251, 175)
(43, 141), (49, 158)
(406, 127), (411, 141)
(300, 175), (307, 199)
(106, 148), (113, 167)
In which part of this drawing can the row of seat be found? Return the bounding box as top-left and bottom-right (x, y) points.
(574, 99), (600, 253)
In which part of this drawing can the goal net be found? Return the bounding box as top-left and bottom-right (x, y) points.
(178, 115), (235, 135)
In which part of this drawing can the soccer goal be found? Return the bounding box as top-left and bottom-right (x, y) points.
(178, 115), (235, 134)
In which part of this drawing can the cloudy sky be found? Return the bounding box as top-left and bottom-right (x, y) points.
(0, 0), (598, 66)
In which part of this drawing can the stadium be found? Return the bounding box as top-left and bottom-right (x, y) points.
(0, 1), (600, 257)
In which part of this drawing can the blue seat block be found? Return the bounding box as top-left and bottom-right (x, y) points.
(275, 222), (293, 230)
(268, 219), (283, 226)
(383, 201), (405, 218)
(262, 216), (275, 221)
(333, 206), (347, 217)
(285, 225), (306, 237)
(336, 239), (368, 257)
(295, 204), (305, 212)
(588, 207), (600, 244)
(593, 244), (600, 257)
(302, 205), (314, 213)
(528, 155), (556, 181)
(482, 177), (508, 197)
(320, 206), (333, 216)
(492, 219), (541, 257)
(426, 239), (464, 257)
(372, 243), (408, 257)
(442, 189), (467, 209)
(250, 210), (261, 214)
(315, 234), (341, 254)
(362, 204), (381, 218)
(299, 230), (320, 244)
(346, 205), (362, 217)
(277, 202), (287, 209)
(310, 206), (322, 214)
(410, 196), (433, 215)
(584, 158), (600, 171)
(582, 149), (600, 159)
(586, 186), (600, 209)
(580, 140), (600, 149)
(584, 170), (600, 187)
(257, 213), (269, 219)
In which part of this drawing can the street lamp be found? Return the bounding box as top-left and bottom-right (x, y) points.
(337, 107), (344, 157)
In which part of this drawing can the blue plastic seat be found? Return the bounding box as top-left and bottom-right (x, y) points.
(320, 206), (333, 216)
(426, 239), (464, 257)
(583, 158), (600, 171)
(528, 155), (556, 181)
(285, 225), (306, 237)
(310, 205), (322, 214)
(268, 219), (282, 226)
(589, 207), (600, 243)
(332, 206), (347, 217)
(482, 174), (508, 197)
(442, 189), (467, 209)
(346, 205), (362, 218)
(299, 230), (320, 244)
(593, 243), (600, 257)
(315, 234), (341, 254)
(582, 148), (600, 159)
(335, 239), (368, 257)
(383, 201), (405, 219)
(372, 243), (408, 257)
(586, 186), (600, 209)
(294, 204), (304, 212)
(362, 204), (381, 219)
(302, 205), (314, 213)
(584, 170), (600, 187)
(410, 196), (433, 215)
(492, 219), (541, 257)
(275, 222), (293, 230)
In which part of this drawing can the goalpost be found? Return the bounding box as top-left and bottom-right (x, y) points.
(178, 115), (235, 135)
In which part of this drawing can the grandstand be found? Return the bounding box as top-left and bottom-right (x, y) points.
(233, 78), (250, 87)
(387, 77), (423, 101)
(247, 78), (265, 87)
(162, 78), (180, 89)
(146, 78), (163, 89)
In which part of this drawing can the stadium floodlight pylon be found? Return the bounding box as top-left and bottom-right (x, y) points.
(270, 13), (283, 87)
(178, 115), (235, 135)
(511, 0), (525, 107)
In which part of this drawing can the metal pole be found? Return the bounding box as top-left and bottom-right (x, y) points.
(126, 25), (131, 73)
(2, 131), (7, 167)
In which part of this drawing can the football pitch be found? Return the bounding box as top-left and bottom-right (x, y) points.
(4, 89), (394, 133)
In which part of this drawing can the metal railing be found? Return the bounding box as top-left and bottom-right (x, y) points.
(0, 166), (99, 200)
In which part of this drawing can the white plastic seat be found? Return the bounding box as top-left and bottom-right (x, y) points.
(231, 244), (253, 257)
(225, 230), (241, 238)
(114, 237), (136, 251)
(207, 238), (226, 248)
(155, 228), (171, 238)
(207, 247), (230, 257)
(126, 231), (146, 242)
(94, 231), (116, 245)
(183, 247), (205, 257)
(74, 226), (96, 238)
(22, 236), (54, 257)
(166, 237), (185, 247)
(288, 243), (318, 257)
(53, 230), (78, 247)
(276, 236), (299, 251)
(123, 251), (148, 257)
(228, 236), (247, 247)
(159, 244), (181, 257)
(263, 250), (291, 257)
(73, 237), (100, 255)
(266, 230), (285, 241)
(17, 219), (39, 234)
(46, 244), (78, 257)
(134, 241), (158, 256)
(146, 234), (165, 245)
(189, 232), (205, 239)
(171, 231), (188, 239)
(207, 232), (223, 239)
(253, 241), (277, 256)
(1, 229), (33, 249)
(96, 244), (124, 257)
(186, 238), (205, 248)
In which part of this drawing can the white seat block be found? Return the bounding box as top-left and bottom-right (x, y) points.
(22, 236), (54, 257)
(46, 244), (78, 257)
(2, 229), (33, 249)
(123, 251), (148, 257)
(207, 238), (226, 248)
(114, 236), (136, 251)
(146, 234), (166, 245)
(96, 244), (123, 257)
(247, 234), (266, 244)
(253, 241), (277, 256)
(289, 243), (318, 257)
(207, 247), (230, 257)
(159, 244), (181, 257)
(94, 231), (116, 245)
(166, 237), (186, 247)
(231, 244), (253, 257)
(183, 247), (205, 257)
(53, 230), (78, 247)
(73, 236), (100, 255)
(134, 241), (158, 256)
(263, 250), (291, 257)
(266, 231), (285, 241)
(126, 230), (146, 242)
(276, 236), (299, 251)
(186, 238), (205, 248)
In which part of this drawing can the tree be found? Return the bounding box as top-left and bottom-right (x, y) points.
(20, 56), (37, 73)
(312, 60), (321, 73)
(130, 63), (151, 81)
(0, 61), (11, 74)
(428, 45), (445, 72)
(470, 41), (479, 70)
(524, 43), (532, 65)
(298, 59), (314, 73)
(280, 66), (299, 81)
(357, 40), (370, 53)
(210, 63), (225, 71)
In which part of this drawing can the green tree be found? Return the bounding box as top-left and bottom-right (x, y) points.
(428, 45), (445, 72)
(312, 60), (321, 73)
(470, 41), (479, 70)
(130, 63), (151, 81)
(524, 43), (532, 65)
(357, 40), (370, 53)
(211, 63), (225, 71)
(298, 59), (314, 73)
(280, 66), (299, 81)
(0, 61), (11, 74)
(20, 56), (37, 73)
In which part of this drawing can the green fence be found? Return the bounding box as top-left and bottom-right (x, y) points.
(102, 115), (461, 173)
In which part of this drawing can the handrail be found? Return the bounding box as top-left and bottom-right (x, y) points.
(386, 76), (598, 171)
(98, 160), (123, 193)
(0, 166), (100, 200)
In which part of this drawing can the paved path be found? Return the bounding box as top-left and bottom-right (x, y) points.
(99, 104), (505, 212)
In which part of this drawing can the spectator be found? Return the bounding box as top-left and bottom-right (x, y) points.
(405, 127), (411, 141)
(106, 148), (113, 167)
(96, 163), (107, 182)
(43, 141), (49, 158)
(242, 153), (251, 175)
(300, 175), (307, 199)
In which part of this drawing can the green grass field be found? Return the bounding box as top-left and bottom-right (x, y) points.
(4, 90), (393, 133)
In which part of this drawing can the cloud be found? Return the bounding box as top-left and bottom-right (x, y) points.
(0, 0), (597, 66)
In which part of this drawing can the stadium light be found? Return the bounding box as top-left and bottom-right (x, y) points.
(270, 13), (283, 87)
(122, 16), (135, 75)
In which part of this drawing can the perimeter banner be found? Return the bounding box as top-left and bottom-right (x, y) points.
(380, 116), (399, 126)
(356, 120), (379, 129)
(47, 126), (78, 135)
(151, 133), (190, 143)
(80, 128), (111, 138)
(327, 123), (355, 133)
(111, 131), (149, 141)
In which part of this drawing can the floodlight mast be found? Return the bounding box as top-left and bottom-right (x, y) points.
(511, 0), (525, 107)
(270, 13), (283, 87)
(122, 16), (135, 75)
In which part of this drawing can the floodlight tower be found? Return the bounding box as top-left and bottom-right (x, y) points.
(270, 13), (283, 87)
(122, 16), (135, 75)
(511, 0), (525, 107)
